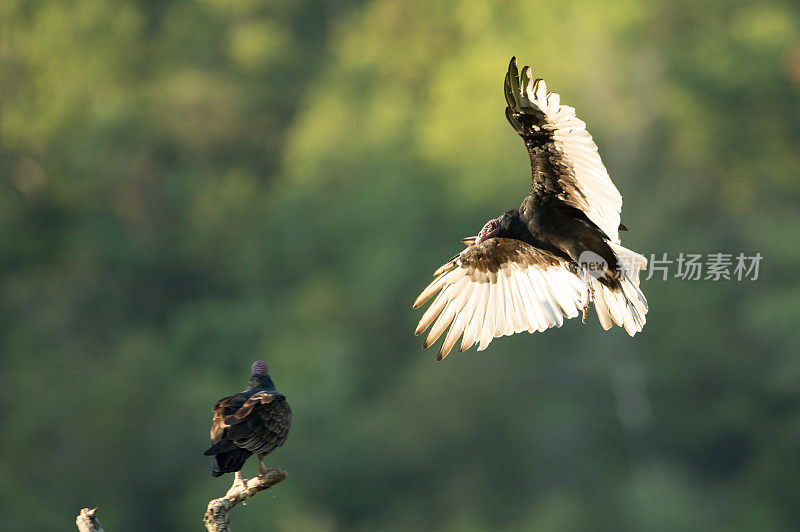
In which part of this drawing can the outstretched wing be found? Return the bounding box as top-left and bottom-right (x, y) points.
(209, 391), (291, 456)
(505, 57), (623, 244)
(413, 238), (586, 360)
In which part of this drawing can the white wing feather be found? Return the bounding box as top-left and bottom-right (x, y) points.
(414, 240), (586, 360)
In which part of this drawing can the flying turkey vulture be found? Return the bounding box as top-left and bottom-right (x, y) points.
(204, 361), (291, 487)
(413, 57), (648, 360)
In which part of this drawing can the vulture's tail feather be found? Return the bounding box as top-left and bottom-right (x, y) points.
(592, 243), (648, 336)
(209, 448), (252, 477)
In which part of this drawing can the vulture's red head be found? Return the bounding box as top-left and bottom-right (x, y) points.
(251, 360), (269, 376)
(475, 219), (500, 244)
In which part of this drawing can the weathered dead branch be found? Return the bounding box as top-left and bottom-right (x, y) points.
(75, 507), (105, 532)
(203, 467), (287, 532)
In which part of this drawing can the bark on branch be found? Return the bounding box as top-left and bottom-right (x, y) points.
(76, 507), (105, 532)
(203, 467), (287, 532)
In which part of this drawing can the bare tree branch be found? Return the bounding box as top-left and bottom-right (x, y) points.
(203, 467), (287, 532)
(76, 508), (105, 532)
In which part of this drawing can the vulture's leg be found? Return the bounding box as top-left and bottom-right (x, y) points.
(256, 454), (267, 476)
(580, 267), (594, 323)
(227, 471), (248, 495)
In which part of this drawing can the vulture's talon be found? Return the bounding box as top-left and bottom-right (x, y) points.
(227, 472), (248, 495)
(581, 283), (594, 323)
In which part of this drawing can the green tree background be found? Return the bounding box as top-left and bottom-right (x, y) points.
(2, 0), (800, 530)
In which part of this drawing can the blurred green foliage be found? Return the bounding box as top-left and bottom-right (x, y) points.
(2, 0), (800, 530)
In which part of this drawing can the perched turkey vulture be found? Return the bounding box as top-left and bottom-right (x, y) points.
(413, 57), (648, 360)
(204, 361), (291, 486)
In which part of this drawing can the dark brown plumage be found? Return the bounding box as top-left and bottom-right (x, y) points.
(204, 361), (291, 483)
